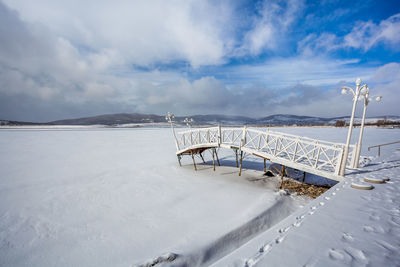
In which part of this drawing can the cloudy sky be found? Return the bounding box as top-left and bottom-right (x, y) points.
(0, 0), (399, 122)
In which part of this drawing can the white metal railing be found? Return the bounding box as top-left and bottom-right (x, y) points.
(176, 126), (355, 178)
(368, 140), (400, 156)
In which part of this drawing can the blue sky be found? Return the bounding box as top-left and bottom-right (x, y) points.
(0, 0), (399, 121)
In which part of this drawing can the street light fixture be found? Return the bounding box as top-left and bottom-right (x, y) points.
(166, 112), (179, 151)
(339, 78), (367, 175)
(353, 87), (382, 168)
(183, 117), (194, 128)
(165, 112), (175, 124)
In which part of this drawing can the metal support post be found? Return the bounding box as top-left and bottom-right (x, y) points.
(215, 148), (220, 166)
(191, 151), (197, 171)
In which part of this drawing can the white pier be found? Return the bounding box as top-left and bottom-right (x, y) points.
(173, 126), (357, 182)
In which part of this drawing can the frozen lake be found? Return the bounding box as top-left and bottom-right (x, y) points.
(0, 126), (399, 266)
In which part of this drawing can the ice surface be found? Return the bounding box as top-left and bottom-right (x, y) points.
(0, 128), (307, 267)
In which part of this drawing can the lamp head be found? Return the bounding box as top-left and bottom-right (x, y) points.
(360, 85), (369, 96)
(166, 112), (175, 122)
(356, 78), (362, 86)
(376, 95), (382, 102)
(341, 88), (348, 95)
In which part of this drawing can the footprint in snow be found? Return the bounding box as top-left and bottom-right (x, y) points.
(245, 258), (257, 267)
(363, 226), (374, 232)
(293, 221), (302, 227)
(375, 239), (398, 252)
(275, 236), (285, 244)
(332, 192), (336, 196)
(344, 247), (368, 264)
(278, 226), (291, 233)
(324, 196), (330, 200)
(342, 233), (354, 242)
(329, 249), (345, 261)
(369, 214), (380, 221)
(308, 206), (317, 215)
(136, 252), (179, 267)
(259, 243), (272, 253)
(319, 202), (325, 206)
(296, 214), (306, 220)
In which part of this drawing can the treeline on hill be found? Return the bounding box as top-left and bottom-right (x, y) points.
(334, 119), (400, 127)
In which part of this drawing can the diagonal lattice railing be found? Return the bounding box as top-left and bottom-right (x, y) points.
(175, 126), (356, 179)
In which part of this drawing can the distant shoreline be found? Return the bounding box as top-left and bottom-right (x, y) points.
(1, 124), (399, 130)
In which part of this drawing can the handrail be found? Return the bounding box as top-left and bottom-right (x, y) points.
(178, 127), (353, 148)
(368, 140), (400, 156)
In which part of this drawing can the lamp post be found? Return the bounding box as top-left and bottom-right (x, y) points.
(183, 117), (194, 128)
(339, 78), (367, 175)
(353, 87), (382, 168)
(166, 112), (179, 151)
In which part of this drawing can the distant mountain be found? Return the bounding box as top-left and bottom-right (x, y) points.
(0, 120), (48, 126)
(49, 113), (257, 126)
(50, 113), (166, 125)
(189, 114), (256, 125)
(1, 113), (399, 126)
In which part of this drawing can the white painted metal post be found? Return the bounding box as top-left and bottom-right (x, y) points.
(350, 144), (357, 168)
(354, 101), (367, 168)
(314, 146), (321, 168)
(354, 89), (381, 168)
(293, 139), (299, 161)
(242, 126), (247, 145)
(218, 124), (222, 146)
(335, 147), (344, 175)
(339, 79), (361, 176)
(257, 135), (262, 150)
(274, 137), (279, 156)
(166, 112), (180, 151)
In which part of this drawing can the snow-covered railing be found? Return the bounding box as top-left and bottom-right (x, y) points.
(175, 126), (355, 180)
(176, 126), (220, 150)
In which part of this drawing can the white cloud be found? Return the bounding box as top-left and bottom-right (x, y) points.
(2, 0), (237, 68)
(239, 0), (304, 55)
(344, 14), (400, 51)
(298, 13), (400, 55)
(273, 62), (400, 118)
(297, 33), (342, 55)
(222, 56), (373, 88)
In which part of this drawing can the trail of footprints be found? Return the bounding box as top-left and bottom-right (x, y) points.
(244, 185), (341, 267)
(329, 171), (400, 265)
(245, 174), (398, 267)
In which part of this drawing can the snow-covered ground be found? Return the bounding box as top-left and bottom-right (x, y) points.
(0, 126), (399, 266)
